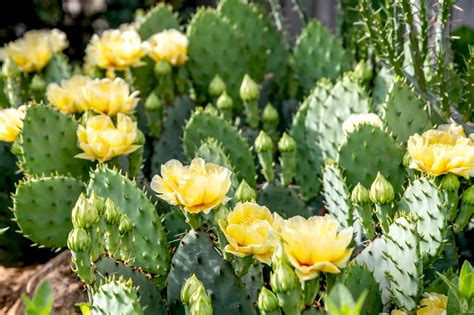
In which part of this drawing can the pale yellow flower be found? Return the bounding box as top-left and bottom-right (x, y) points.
(407, 124), (474, 178)
(0, 106), (26, 142)
(219, 202), (277, 265)
(151, 158), (231, 214)
(278, 214), (353, 281)
(47, 75), (91, 114)
(23, 29), (68, 53)
(82, 78), (139, 116)
(417, 293), (447, 315)
(390, 311), (407, 315)
(146, 29), (188, 66)
(76, 113), (140, 162)
(342, 113), (382, 135)
(86, 29), (145, 70)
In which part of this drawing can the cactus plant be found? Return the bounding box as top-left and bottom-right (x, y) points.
(257, 183), (309, 218)
(322, 161), (352, 227)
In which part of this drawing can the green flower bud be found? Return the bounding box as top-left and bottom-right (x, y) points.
(440, 173), (460, 192)
(278, 133), (296, 153)
(235, 179), (256, 202)
(30, 74), (46, 92)
(72, 193), (99, 229)
(104, 198), (122, 224)
(461, 185), (474, 205)
(67, 227), (91, 251)
(88, 192), (106, 215)
(403, 151), (412, 168)
(216, 91), (233, 110)
(257, 287), (280, 312)
(353, 60), (373, 82)
(144, 92), (162, 111)
(370, 172), (395, 204)
(208, 75), (226, 97)
(118, 213), (134, 234)
(135, 129), (146, 146)
(189, 287), (213, 315)
(240, 74), (260, 102)
(262, 104), (279, 125)
(154, 60), (172, 77)
(351, 183), (370, 204)
(255, 131), (273, 153)
(181, 274), (203, 304)
(270, 263), (299, 293)
(204, 104), (219, 116)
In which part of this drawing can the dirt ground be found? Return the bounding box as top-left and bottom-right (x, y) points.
(0, 251), (87, 315)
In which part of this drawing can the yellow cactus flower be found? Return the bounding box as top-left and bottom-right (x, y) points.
(342, 113), (382, 135)
(47, 75), (91, 114)
(86, 29), (145, 70)
(417, 293), (447, 315)
(76, 113), (140, 162)
(0, 106), (26, 142)
(151, 158), (232, 214)
(278, 214), (353, 281)
(23, 29), (68, 53)
(407, 124), (474, 178)
(146, 29), (189, 66)
(218, 202), (277, 265)
(82, 78), (139, 116)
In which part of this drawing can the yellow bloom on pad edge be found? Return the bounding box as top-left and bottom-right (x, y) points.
(277, 214), (353, 281)
(407, 124), (474, 178)
(0, 106), (26, 143)
(47, 75), (91, 114)
(146, 29), (189, 66)
(76, 114), (140, 162)
(151, 158), (231, 214)
(219, 202), (278, 265)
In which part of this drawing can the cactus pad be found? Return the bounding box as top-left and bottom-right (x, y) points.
(136, 3), (179, 40)
(183, 110), (256, 187)
(257, 183), (309, 218)
(91, 276), (144, 315)
(44, 54), (70, 85)
(342, 264), (382, 314)
(0, 142), (19, 191)
(167, 230), (255, 315)
(338, 125), (405, 192)
(13, 176), (85, 248)
(322, 161), (352, 227)
(19, 105), (92, 179)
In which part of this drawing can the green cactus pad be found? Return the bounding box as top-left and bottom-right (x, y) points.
(399, 178), (448, 259)
(13, 176), (85, 248)
(19, 105), (92, 179)
(136, 3), (179, 40)
(292, 20), (352, 91)
(315, 75), (371, 161)
(289, 103), (321, 199)
(151, 96), (194, 174)
(95, 256), (166, 315)
(383, 78), (432, 143)
(322, 162), (352, 227)
(218, 0), (287, 85)
(44, 54), (70, 85)
(167, 230), (255, 315)
(183, 110), (256, 187)
(342, 264), (382, 315)
(163, 210), (188, 245)
(257, 183), (309, 218)
(372, 66), (394, 115)
(91, 277), (144, 315)
(0, 142), (19, 191)
(338, 125), (405, 192)
(187, 8), (249, 101)
(241, 263), (264, 306)
(88, 168), (170, 287)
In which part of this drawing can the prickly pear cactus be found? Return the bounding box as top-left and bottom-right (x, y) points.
(383, 78), (432, 143)
(293, 20), (352, 91)
(43, 54), (70, 85)
(88, 167), (170, 287)
(195, 138), (233, 170)
(136, 3), (179, 40)
(399, 178), (448, 259)
(342, 264), (382, 314)
(183, 110), (256, 187)
(151, 96), (194, 174)
(187, 8), (249, 101)
(338, 125), (405, 192)
(13, 176), (85, 248)
(322, 161), (352, 227)
(167, 230), (256, 315)
(257, 183), (309, 218)
(95, 256), (166, 315)
(18, 105), (92, 179)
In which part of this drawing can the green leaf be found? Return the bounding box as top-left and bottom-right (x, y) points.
(22, 280), (53, 315)
(436, 272), (463, 308)
(325, 283), (365, 315)
(459, 261), (474, 302)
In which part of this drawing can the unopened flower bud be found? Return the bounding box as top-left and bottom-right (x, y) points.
(353, 60), (373, 82)
(240, 74), (259, 102)
(403, 151), (412, 168)
(270, 263), (299, 293)
(216, 91), (233, 110)
(209, 75), (226, 97)
(257, 287), (280, 312)
(461, 185), (474, 205)
(181, 274), (203, 304)
(118, 213), (134, 234)
(88, 192), (106, 215)
(30, 75), (46, 92)
(235, 179), (256, 202)
(144, 92), (162, 111)
(189, 286), (213, 315)
(255, 131), (273, 153)
(154, 60), (172, 77)
(104, 198), (122, 224)
(370, 172), (395, 204)
(351, 183), (370, 204)
(278, 133), (296, 153)
(262, 104), (279, 125)
(72, 193), (99, 228)
(440, 173), (460, 192)
(67, 227), (91, 251)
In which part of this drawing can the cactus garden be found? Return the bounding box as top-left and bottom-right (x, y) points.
(1, 0), (474, 314)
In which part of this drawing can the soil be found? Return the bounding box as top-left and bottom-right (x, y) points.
(0, 251), (87, 315)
